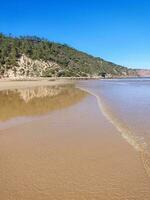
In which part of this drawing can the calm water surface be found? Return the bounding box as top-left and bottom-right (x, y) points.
(78, 78), (150, 176)
(0, 85), (87, 129)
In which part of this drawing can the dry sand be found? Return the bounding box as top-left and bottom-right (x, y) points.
(0, 93), (150, 199)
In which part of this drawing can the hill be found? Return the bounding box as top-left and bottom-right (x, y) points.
(0, 33), (137, 78)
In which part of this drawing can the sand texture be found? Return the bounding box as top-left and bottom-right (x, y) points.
(0, 94), (150, 200)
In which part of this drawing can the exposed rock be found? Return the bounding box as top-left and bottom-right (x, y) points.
(3, 54), (61, 79)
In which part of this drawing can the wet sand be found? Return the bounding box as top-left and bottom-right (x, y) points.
(0, 94), (150, 199)
(0, 85), (87, 122)
(0, 79), (72, 91)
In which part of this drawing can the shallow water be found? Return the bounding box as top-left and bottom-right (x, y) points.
(78, 78), (150, 177)
(0, 85), (87, 129)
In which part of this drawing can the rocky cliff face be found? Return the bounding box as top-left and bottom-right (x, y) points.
(4, 54), (61, 79)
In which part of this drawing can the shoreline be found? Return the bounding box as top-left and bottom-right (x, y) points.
(0, 75), (141, 81)
(0, 75), (144, 91)
(0, 79), (73, 91)
(0, 94), (149, 199)
(78, 86), (150, 178)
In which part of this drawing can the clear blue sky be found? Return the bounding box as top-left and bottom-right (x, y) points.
(0, 0), (150, 69)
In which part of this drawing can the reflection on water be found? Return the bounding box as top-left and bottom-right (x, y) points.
(0, 84), (87, 122)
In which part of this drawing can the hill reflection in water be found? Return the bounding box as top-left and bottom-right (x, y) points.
(0, 84), (87, 121)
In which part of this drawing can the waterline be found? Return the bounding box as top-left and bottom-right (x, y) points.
(78, 86), (150, 178)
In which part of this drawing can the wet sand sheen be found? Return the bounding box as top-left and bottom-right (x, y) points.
(0, 85), (87, 121)
(0, 94), (150, 199)
(77, 79), (150, 179)
(78, 86), (150, 178)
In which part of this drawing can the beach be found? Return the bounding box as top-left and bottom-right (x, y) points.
(0, 79), (73, 91)
(0, 80), (150, 199)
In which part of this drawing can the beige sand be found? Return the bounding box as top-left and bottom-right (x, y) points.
(0, 79), (72, 91)
(0, 95), (150, 200)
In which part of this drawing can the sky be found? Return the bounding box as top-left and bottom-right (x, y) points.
(0, 0), (150, 69)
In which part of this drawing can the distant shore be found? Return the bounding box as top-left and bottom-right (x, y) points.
(0, 75), (144, 91)
(0, 78), (73, 91)
(0, 76), (102, 91)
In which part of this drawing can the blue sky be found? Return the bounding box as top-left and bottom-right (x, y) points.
(0, 0), (150, 69)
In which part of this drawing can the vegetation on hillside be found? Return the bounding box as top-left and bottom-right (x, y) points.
(0, 33), (137, 78)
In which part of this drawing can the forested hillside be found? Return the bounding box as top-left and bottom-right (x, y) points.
(0, 33), (137, 78)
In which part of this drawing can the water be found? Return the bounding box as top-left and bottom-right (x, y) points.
(0, 85), (87, 130)
(78, 78), (150, 177)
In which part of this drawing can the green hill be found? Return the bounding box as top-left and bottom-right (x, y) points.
(0, 33), (137, 78)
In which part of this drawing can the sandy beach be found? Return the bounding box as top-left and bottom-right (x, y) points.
(0, 79), (72, 91)
(1, 0), (150, 199)
(0, 82), (150, 200)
